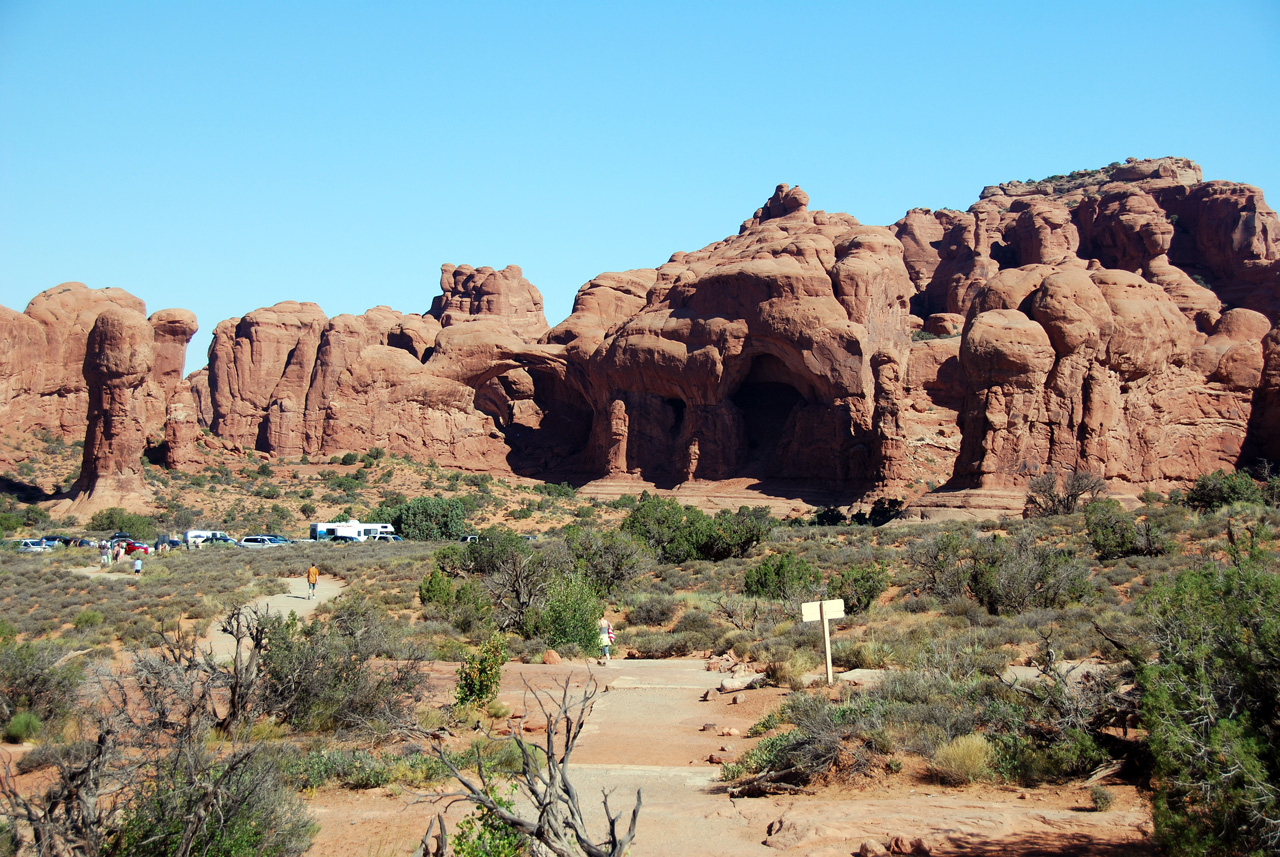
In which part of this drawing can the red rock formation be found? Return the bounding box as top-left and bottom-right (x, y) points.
(0, 283), (145, 437)
(68, 308), (157, 509)
(949, 265), (1260, 494)
(432, 264), (548, 338)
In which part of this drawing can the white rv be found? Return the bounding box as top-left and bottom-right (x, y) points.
(308, 520), (395, 542)
(184, 530), (232, 547)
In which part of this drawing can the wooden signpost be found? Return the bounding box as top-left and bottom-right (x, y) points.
(801, 597), (845, 685)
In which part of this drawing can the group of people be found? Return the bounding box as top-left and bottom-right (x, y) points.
(97, 541), (143, 577)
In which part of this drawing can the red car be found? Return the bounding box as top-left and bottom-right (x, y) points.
(120, 541), (150, 556)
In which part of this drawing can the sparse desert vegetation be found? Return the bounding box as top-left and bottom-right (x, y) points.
(0, 454), (1278, 854)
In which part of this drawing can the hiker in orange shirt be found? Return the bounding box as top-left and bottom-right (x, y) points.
(306, 564), (319, 600)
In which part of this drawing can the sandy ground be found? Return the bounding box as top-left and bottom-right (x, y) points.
(305, 658), (1154, 857)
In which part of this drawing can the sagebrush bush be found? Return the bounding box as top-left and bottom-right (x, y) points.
(930, 734), (991, 785)
(627, 595), (678, 626)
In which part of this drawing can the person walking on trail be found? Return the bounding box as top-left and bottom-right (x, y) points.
(99, 543), (110, 567)
(598, 616), (615, 663)
(306, 563), (319, 600)
(133, 557), (142, 578)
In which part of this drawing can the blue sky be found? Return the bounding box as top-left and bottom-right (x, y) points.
(2, 1), (1278, 375)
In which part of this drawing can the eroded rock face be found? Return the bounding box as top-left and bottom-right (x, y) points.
(70, 308), (157, 507)
(196, 273), (546, 466)
(951, 265), (1260, 492)
(0, 283), (146, 437)
(541, 192), (913, 489)
(12, 157), (1280, 514)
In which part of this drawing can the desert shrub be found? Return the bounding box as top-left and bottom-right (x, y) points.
(72, 609), (104, 631)
(561, 526), (648, 596)
(339, 452), (359, 466)
(257, 598), (430, 733)
(86, 507), (158, 541)
(0, 639), (81, 724)
(968, 532), (1091, 616)
(743, 552), (821, 601)
(1024, 470), (1107, 518)
(455, 635), (507, 709)
(1086, 500), (1169, 560)
(627, 595), (678, 627)
(115, 747), (313, 857)
(1090, 784), (1115, 812)
(522, 573), (602, 653)
(370, 496), (468, 541)
(1184, 468), (1264, 512)
(3, 711), (40, 743)
(929, 733), (991, 785)
(1139, 561), (1280, 856)
(827, 561), (889, 614)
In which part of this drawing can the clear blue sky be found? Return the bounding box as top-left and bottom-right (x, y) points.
(2, 1), (1278, 375)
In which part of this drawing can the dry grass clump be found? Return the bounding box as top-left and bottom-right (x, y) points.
(929, 733), (991, 785)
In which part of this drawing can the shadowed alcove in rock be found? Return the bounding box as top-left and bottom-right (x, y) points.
(729, 354), (815, 479)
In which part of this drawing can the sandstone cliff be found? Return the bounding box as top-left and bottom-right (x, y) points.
(7, 157), (1280, 515)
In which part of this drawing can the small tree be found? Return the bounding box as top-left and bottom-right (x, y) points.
(455, 635), (507, 709)
(523, 574), (603, 654)
(827, 561), (889, 614)
(1139, 562), (1280, 855)
(1024, 469), (1107, 518)
(422, 678), (640, 857)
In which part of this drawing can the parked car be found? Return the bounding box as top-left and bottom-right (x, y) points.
(329, 535), (359, 544)
(238, 536), (278, 549)
(120, 541), (150, 556)
(207, 534), (236, 545)
(16, 539), (50, 553)
(459, 535), (478, 543)
(264, 534), (294, 545)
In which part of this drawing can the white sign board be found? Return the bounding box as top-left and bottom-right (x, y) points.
(801, 598), (845, 623)
(800, 598), (845, 685)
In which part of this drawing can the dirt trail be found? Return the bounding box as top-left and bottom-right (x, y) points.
(307, 657), (1152, 856)
(202, 575), (345, 660)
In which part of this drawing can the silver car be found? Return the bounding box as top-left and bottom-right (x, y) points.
(237, 535), (278, 549)
(16, 539), (50, 553)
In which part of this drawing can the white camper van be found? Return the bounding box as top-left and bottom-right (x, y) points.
(308, 520), (395, 542)
(184, 530), (232, 547)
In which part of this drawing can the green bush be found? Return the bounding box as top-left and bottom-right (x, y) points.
(86, 507), (158, 541)
(523, 574), (602, 653)
(744, 552), (821, 601)
(1140, 562), (1280, 856)
(621, 494), (773, 563)
(1184, 469), (1263, 512)
(456, 635), (507, 709)
(370, 495), (468, 541)
(419, 566), (453, 607)
(340, 452), (359, 466)
(827, 561), (889, 614)
(3, 711), (40, 743)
